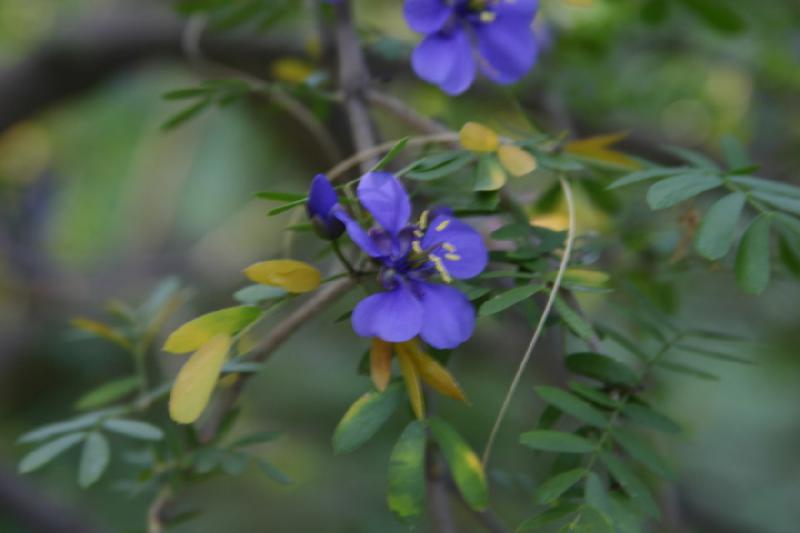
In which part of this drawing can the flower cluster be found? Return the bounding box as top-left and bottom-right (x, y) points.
(308, 172), (488, 349)
(404, 0), (539, 95)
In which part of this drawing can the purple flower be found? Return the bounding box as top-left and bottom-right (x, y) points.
(307, 174), (345, 240)
(404, 0), (539, 95)
(334, 172), (488, 349)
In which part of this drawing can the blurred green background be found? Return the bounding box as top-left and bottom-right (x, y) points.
(0, 0), (799, 532)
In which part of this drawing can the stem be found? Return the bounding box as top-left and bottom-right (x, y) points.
(481, 175), (577, 467)
(331, 239), (357, 277)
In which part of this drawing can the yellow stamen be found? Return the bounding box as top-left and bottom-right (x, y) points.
(412, 241), (423, 254)
(435, 219), (451, 232)
(480, 11), (496, 23)
(429, 254), (452, 283)
(442, 242), (456, 253)
(419, 210), (430, 230)
(445, 253), (461, 261)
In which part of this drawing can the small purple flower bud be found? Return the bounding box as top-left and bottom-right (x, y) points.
(307, 174), (345, 240)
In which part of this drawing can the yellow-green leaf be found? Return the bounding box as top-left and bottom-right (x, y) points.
(459, 122), (500, 153)
(474, 155), (507, 191)
(244, 259), (321, 293)
(565, 132), (641, 170)
(71, 318), (131, 350)
(163, 306), (262, 354)
(387, 421), (427, 523)
(497, 145), (537, 177)
(396, 347), (425, 420)
(400, 342), (466, 402)
(429, 417), (488, 511)
(169, 335), (232, 424)
(370, 338), (393, 392)
(332, 383), (403, 454)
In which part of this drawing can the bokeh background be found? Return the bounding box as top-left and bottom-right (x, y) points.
(1, 0), (799, 532)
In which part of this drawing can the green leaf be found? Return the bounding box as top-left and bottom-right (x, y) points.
(490, 223), (535, 241)
(774, 213), (800, 236)
(230, 431), (282, 448)
(596, 326), (648, 361)
(600, 453), (660, 518)
(163, 306), (263, 353)
(257, 458), (291, 485)
(661, 145), (721, 170)
(255, 191), (307, 202)
(534, 468), (585, 504)
(694, 192), (746, 260)
(161, 97), (212, 130)
(720, 135), (751, 169)
(606, 166), (689, 190)
(622, 403), (681, 434)
(387, 421), (427, 523)
(675, 344), (753, 365)
(18, 433), (86, 473)
(678, 0), (745, 34)
(373, 137), (409, 171)
(233, 284), (287, 305)
(535, 386), (608, 427)
(102, 419), (164, 441)
(573, 506), (615, 533)
(654, 360), (719, 381)
(731, 176), (800, 200)
(750, 191), (800, 216)
(553, 297), (595, 342)
(429, 417), (488, 511)
(74, 377), (141, 410)
(735, 214), (772, 294)
(611, 429), (672, 478)
(403, 151), (474, 181)
(565, 353), (639, 388)
(267, 197), (308, 216)
(517, 503), (580, 531)
(332, 383), (403, 454)
(519, 430), (595, 453)
(19, 413), (104, 444)
(478, 284), (544, 316)
(78, 432), (110, 488)
(585, 472), (610, 515)
(646, 174), (723, 209)
(568, 381), (622, 409)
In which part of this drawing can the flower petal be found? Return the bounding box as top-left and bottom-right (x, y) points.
(492, 0), (539, 18)
(417, 283), (476, 349)
(422, 216), (488, 280)
(412, 30), (476, 95)
(333, 207), (383, 257)
(307, 174), (338, 218)
(403, 0), (452, 34)
(357, 171), (411, 234)
(352, 286), (423, 343)
(476, 17), (538, 84)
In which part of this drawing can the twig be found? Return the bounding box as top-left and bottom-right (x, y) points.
(481, 175), (577, 467)
(147, 487), (172, 533)
(367, 90), (451, 135)
(426, 448), (457, 533)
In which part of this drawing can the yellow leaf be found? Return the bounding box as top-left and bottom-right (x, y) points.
(562, 268), (610, 288)
(244, 259), (321, 294)
(270, 58), (314, 85)
(163, 306), (263, 354)
(396, 347), (425, 420)
(71, 318), (131, 350)
(400, 341), (467, 403)
(169, 335), (231, 424)
(459, 122), (500, 153)
(370, 338), (393, 392)
(497, 145), (537, 177)
(564, 132), (641, 170)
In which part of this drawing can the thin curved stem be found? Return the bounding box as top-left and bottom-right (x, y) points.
(481, 175), (577, 467)
(326, 133), (459, 181)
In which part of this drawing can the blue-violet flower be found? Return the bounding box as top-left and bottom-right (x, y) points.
(404, 0), (539, 95)
(333, 171), (488, 349)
